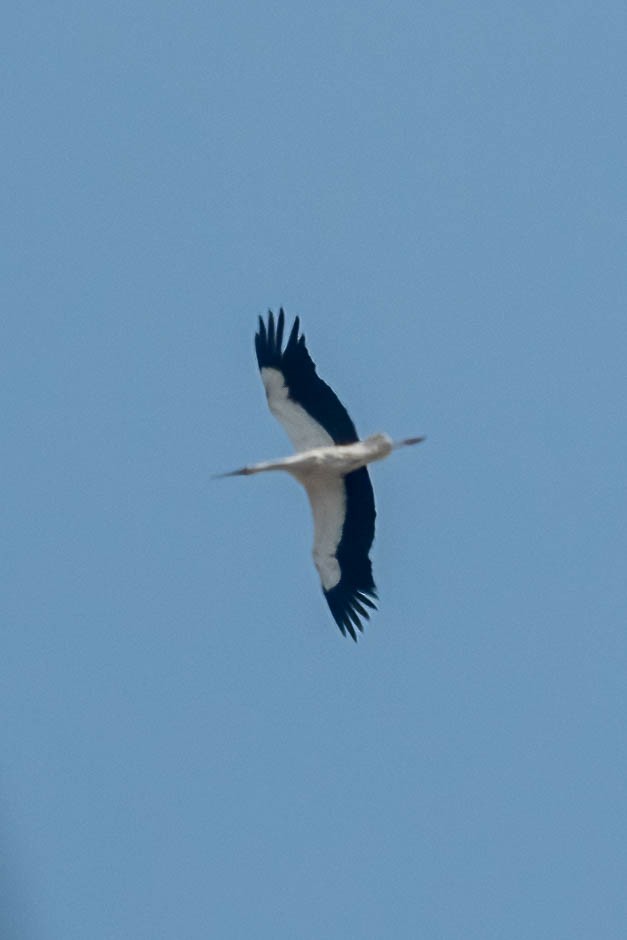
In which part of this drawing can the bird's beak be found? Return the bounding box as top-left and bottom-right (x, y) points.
(395, 436), (426, 448)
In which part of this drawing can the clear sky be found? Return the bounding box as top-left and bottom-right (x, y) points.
(4, 2), (627, 937)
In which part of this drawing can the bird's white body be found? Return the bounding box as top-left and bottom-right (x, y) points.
(222, 433), (399, 592)
(232, 433), (394, 481)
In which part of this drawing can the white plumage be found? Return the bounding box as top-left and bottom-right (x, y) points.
(218, 310), (424, 641)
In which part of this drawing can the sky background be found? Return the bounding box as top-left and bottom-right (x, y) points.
(4, 2), (627, 937)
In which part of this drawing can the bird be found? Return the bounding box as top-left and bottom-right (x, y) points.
(217, 309), (424, 641)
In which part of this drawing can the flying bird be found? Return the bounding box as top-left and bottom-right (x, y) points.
(218, 309), (424, 641)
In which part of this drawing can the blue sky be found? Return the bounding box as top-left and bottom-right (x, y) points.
(4, 2), (627, 937)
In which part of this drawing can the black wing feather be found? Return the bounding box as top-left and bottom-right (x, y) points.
(255, 309), (359, 445)
(323, 467), (378, 642)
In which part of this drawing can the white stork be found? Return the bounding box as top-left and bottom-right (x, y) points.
(219, 309), (424, 641)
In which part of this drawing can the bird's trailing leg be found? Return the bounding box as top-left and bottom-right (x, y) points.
(212, 454), (297, 479)
(212, 466), (255, 479)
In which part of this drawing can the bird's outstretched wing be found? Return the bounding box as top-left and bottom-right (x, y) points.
(255, 309), (378, 641)
(255, 309), (359, 452)
(306, 468), (378, 641)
